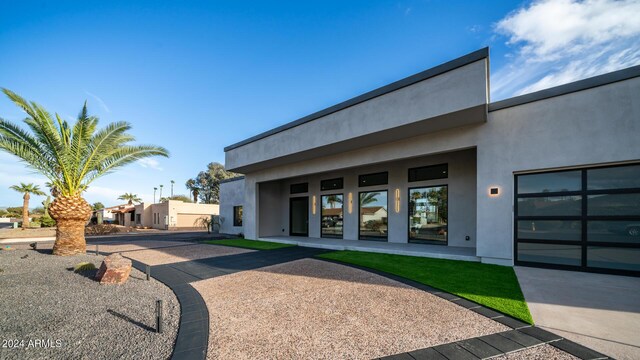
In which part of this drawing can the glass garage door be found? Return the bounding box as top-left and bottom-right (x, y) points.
(514, 163), (640, 276)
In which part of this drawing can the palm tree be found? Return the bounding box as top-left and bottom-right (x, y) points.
(326, 194), (343, 209)
(185, 179), (199, 203)
(170, 180), (175, 197)
(118, 193), (142, 205)
(359, 192), (380, 206)
(159, 184), (163, 199)
(10, 183), (45, 228)
(0, 89), (168, 255)
(153, 187), (158, 203)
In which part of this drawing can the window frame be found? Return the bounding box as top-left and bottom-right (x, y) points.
(408, 185), (449, 245)
(358, 172), (388, 187)
(358, 189), (389, 242)
(233, 205), (243, 227)
(408, 163), (448, 183)
(320, 193), (344, 239)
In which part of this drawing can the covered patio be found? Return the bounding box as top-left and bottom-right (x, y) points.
(258, 235), (479, 262)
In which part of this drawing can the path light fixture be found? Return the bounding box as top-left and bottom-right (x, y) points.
(156, 299), (163, 333)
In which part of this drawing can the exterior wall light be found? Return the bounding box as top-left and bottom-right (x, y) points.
(395, 188), (401, 213)
(489, 187), (500, 196)
(312, 195), (317, 215)
(348, 192), (353, 214)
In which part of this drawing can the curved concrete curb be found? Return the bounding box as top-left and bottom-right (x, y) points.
(130, 259), (209, 360)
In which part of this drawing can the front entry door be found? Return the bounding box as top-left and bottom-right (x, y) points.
(290, 197), (309, 236)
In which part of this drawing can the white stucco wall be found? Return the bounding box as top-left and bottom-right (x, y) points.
(220, 178), (245, 235)
(234, 76), (640, 264)
(476, 76), (640, 265)
(226, 58), (488, 172)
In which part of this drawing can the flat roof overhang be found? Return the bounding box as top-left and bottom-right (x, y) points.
(225, 48), (489, 174)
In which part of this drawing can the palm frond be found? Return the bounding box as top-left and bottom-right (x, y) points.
(0, 90), (170, 197)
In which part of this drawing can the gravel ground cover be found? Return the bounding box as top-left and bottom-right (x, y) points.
(122, 244), (254, 265)
(492, 344), (579, 359)
(89, 239), (192, 253)
(0, 249), (179, 359)
(192, 258), (509, 360)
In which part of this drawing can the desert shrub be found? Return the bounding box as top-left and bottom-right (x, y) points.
(85, 224), (119, 236)
(40, 215), (56, 227)
(74, 262), (96, 272)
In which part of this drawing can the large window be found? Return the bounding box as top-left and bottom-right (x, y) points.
(359, 191), (388, 241)
(233, 206), (243, 227)
(515, 163), (640, 276)
(409, 186), (448, 244)
(321, 194), (343, 238)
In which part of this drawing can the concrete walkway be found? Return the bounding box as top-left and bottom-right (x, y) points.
(515, 266), (640, 360)
(259, 235), (479, 262)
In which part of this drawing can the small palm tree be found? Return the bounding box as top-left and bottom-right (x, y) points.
(185, 179), (199, 203)
(10, 183), (45, 228)
(118, 193), (142, 205)
(0, 89), (168, 255)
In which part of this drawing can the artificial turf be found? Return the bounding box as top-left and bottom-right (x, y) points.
(204, 238), (296, 250)
(317, 250), (533, 324)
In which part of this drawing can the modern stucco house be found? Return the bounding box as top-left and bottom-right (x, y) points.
(219, 48), (640, 276)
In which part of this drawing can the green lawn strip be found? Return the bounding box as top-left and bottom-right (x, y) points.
(204, 238), (296, 250)
(317, 250), (533, 324)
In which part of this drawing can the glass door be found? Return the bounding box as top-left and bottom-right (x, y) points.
(290, 197), (309, 236)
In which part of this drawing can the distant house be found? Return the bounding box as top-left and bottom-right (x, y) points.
(360, 206), (387, 224)
(93, 204), (133, 225)
(134, 200), (219, 230)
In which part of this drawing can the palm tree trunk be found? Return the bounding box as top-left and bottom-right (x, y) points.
(49, 195), (92, 256)
(22, 193), (30, 228)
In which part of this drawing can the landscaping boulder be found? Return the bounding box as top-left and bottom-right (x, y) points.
(95, 253), (132, 284)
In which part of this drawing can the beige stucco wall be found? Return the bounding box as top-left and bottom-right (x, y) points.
(145, 201), (219, 230)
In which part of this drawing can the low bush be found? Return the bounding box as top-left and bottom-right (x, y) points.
(85, 224), (119, 236)
(73, 262), (96, 272)
(40, 215), (56, 227)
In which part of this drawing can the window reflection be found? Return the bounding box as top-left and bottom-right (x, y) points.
(409, 186), (448, 244)
(359, 191), (388, 241)
(321, 194), (343, 238)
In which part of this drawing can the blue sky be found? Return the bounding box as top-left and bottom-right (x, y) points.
(1, 0), (639, 207)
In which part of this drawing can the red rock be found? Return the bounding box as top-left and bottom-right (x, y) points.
(95, 253), (132, 284)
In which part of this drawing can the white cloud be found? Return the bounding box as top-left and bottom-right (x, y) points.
(137, 158), (163, 171)
(84, 91), (110, 113)
(492, 0), (640, 99)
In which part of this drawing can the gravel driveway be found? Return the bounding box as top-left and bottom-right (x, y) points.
(0, 249), (179, 359)
(192, 258), (509, 359)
